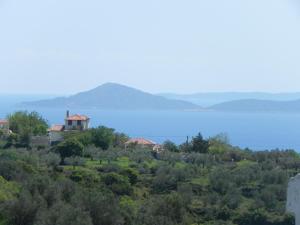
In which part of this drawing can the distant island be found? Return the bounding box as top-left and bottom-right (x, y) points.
(159, 92), (300, 107)
(162, 93), (300, 112)
(22, 83), (300, 112)
(22, 83), (200, 110)
(209, 99), (300, 112)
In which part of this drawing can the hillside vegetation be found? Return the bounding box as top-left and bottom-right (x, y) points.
(0, 112), (297, 225)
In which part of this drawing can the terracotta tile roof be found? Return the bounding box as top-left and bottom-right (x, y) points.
(49, 125), (65, 132)
(125, 138), (157, 145)
(66, 114), (89, 121)
(0, 119), (8, 125)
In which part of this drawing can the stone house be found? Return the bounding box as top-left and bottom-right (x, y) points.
(65, 111), (90, 131)
(48, 111), (90, 145)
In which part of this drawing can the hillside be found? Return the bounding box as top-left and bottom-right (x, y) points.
(0, 119), (296, 225)
(210, 99), (300, 112)
(23, 83), (200, 110)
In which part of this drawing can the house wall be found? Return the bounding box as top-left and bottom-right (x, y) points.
(125, 143), (155, 150)
(65, 120), (89, 131)
(49, 131), (64, 144)
(31, 136), (49, 147)
(0, 123), (9, 130)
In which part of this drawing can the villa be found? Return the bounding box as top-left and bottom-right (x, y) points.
(48, 111), (90, 144)
(65, 111), (90, 131)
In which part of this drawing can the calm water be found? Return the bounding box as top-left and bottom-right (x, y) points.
(1, 95), (300, 151)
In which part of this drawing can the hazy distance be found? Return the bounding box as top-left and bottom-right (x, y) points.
(1, 0), (300, 94)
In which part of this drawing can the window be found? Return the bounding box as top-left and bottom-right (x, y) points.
(68, 120), (72, 126)
(77, 120), (82, 126)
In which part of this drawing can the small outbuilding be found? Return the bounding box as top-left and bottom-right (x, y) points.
(125, 138), (163, 152)
(0, 119), (11, 136)
(0, 119), (9, 131)
(48, 125), (65, 144)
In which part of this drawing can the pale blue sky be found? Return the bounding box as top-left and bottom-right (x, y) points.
(0, 0), (300, 94)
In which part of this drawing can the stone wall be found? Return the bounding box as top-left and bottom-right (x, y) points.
(287, 174), (300, 225)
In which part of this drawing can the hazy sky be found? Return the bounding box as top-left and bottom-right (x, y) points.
(1, 0), (300, 94)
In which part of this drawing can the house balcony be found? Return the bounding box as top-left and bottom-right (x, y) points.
(66, 125), (84, 131)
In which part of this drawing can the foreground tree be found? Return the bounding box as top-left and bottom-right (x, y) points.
(8, 111), (48, 136)
(55, 139), (84, 163)
(163, 140), (179, 152)
(7, 111), (48, 147)
(191, 133), (209, 153)
(90, 126), (115, 150)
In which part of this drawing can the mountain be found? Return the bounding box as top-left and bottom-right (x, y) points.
(209, 99), (300, 112)
(23, 83), (200, 110)
(159, 92), (300, 107)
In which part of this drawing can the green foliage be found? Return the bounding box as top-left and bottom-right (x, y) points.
(68, 169), (100, 186)
(102, 172), (132, 196)
(65, 156), (86, 169)
(64, 126), (125, 151)
(90, 126), (115, 150)
(2, 190), (42, 225)
(152, 165), (189, 193)
(209, 133), (231, 154)
(113, 132), (129, 148)
(120, 168), (138, 185)
(41, 152), (61, 169)
(137, 193), (189, 225)
(191, 133), (209, 153)
(0, 176), (19, 202)
(119, 196), (138, 225)
(233, 208), (295, 225)
(55, 139), (84, 163)
(35, 202), (93, 225)
(0, 129), (297, 225)
(0, 130), (4, 139)
(7, 111), (48, 147)
(73, 190), (124, 225)
(163, 140), (179, 152)
(63, 131), (92, 147)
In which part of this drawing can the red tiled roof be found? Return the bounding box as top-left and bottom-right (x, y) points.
(49, 125), (65, 132)
(125, 138), (156, 145)
(66, 114), (89, 121)
(0, 119), (8, 125)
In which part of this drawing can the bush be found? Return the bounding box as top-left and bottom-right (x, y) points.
(102, 173), (132, 195)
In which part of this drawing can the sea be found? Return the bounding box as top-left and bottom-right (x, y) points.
(1, 95), (300, 151)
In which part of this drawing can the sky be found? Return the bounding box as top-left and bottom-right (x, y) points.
(0, 0), (300, 95)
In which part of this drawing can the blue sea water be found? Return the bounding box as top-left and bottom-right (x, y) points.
(1, 95), (300, 151)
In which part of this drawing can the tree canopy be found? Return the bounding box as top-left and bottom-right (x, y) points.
(7, 111), (48, 147)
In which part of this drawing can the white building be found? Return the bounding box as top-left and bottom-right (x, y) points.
(48, 111), (90, 145)
(65, 111), (90, 131)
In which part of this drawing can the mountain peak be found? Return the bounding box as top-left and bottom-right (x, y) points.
(99, 82), (127, 88)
